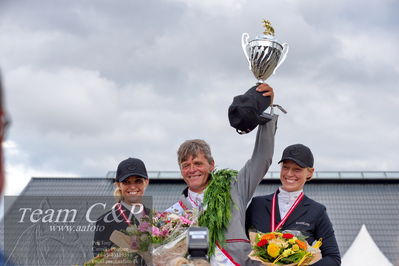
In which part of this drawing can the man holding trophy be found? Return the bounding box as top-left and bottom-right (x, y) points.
(165, 21), (287, 265)
(166, 84), (277, 265)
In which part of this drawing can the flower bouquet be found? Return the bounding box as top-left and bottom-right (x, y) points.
(248, 231), (322, 266)
(132, 211), (197, 265)
(110, 210), (198, 265)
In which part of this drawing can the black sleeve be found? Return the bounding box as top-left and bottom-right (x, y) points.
(93, 218), (113, 257)
(92, 214), (147, 265)
(312, 207), (341, 266)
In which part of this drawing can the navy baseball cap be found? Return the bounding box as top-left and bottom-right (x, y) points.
(115, 158), (148, 182)
(278, 144), (314, 168)
(228, 85), (272, 134)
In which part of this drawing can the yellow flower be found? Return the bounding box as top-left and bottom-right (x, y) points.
(282, 248), (294, 257)
(288, 239), (296, 244)
(267, 243), (280, 258)
(292, 244), (299, 251)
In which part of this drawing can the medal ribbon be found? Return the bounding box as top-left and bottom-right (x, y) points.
(188, 194), (200, 207)
(271, 189), (304, 232)
(115, 202), (131, 225)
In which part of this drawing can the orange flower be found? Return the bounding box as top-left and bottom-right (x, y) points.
(295, 239), (307, 250)
(261, 233), (276, 240)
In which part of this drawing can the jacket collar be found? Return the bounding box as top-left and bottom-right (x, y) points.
(182, 187), (189, 197)
(283, 195), (311, 228)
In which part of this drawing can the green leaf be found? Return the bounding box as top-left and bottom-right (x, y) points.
(198, 169), (237, 257)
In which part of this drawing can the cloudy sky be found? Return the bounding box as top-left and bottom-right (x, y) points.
(0, 0), (398, 195)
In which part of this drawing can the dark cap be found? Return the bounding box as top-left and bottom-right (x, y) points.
(115, 158), (148, 182)
(278, 144), (314, 168)
(228, 85), (272, 134)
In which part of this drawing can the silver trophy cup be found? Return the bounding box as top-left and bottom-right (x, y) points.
(241, 24), (289, 83)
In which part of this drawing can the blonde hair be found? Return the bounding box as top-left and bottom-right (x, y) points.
(113, 183), (123, 202)
(306, 167), (315, 181)
(113, 179), (149, 202)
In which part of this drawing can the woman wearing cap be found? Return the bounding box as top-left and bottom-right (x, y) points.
(93, 157), (150, 259)
(245, 144), (341, 266)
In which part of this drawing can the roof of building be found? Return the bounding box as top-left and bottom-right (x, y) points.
(2, 172), (399, 265)
(106, 170), (399, 180)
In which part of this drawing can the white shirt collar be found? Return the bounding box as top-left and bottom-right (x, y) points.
(278, 187), (303, 199)
(277, 187), (303, 219)
(188, 189), (204, 207)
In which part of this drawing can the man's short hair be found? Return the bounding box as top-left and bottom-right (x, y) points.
(177, 139), (214, 165)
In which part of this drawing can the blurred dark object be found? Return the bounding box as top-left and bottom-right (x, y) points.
(187, 227), (209, 260)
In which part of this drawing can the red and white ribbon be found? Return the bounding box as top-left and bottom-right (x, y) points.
(188, 194), (200, 207)
(115, 202), (132, 225)
(270, 189), (304, 232)
(211, 242), (240, 266)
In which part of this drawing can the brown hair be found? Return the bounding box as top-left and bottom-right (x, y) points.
(177, 139), (214, 165)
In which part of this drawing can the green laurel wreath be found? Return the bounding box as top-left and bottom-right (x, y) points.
(198, 168), (238, 257)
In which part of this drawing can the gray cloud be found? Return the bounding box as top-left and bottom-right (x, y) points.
(0, 0), (398, 194)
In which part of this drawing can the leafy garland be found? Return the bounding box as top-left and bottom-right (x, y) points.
(198, 168), (238, 257)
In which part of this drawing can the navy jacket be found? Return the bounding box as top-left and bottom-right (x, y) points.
(246, 193), (341, 266)
(93, 203), (149, 265)
(93, 204), (138, 256)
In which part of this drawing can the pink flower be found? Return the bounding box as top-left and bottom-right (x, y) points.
(158, 212), (167, 218)
(180, 216), (193, 225)
(161, 229), (169, 237)
(152, 227), (162, 237)
(138, 222), (151, 232)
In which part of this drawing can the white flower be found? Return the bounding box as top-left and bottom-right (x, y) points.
(126, 225), (138, 233)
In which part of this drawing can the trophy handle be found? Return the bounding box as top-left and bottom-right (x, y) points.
(273, 42), (289, 74)
(241, 33), (251, 70)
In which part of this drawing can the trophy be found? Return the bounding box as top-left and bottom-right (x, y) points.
(241, 20), (289, 83)
(228, 19), (287, 133)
